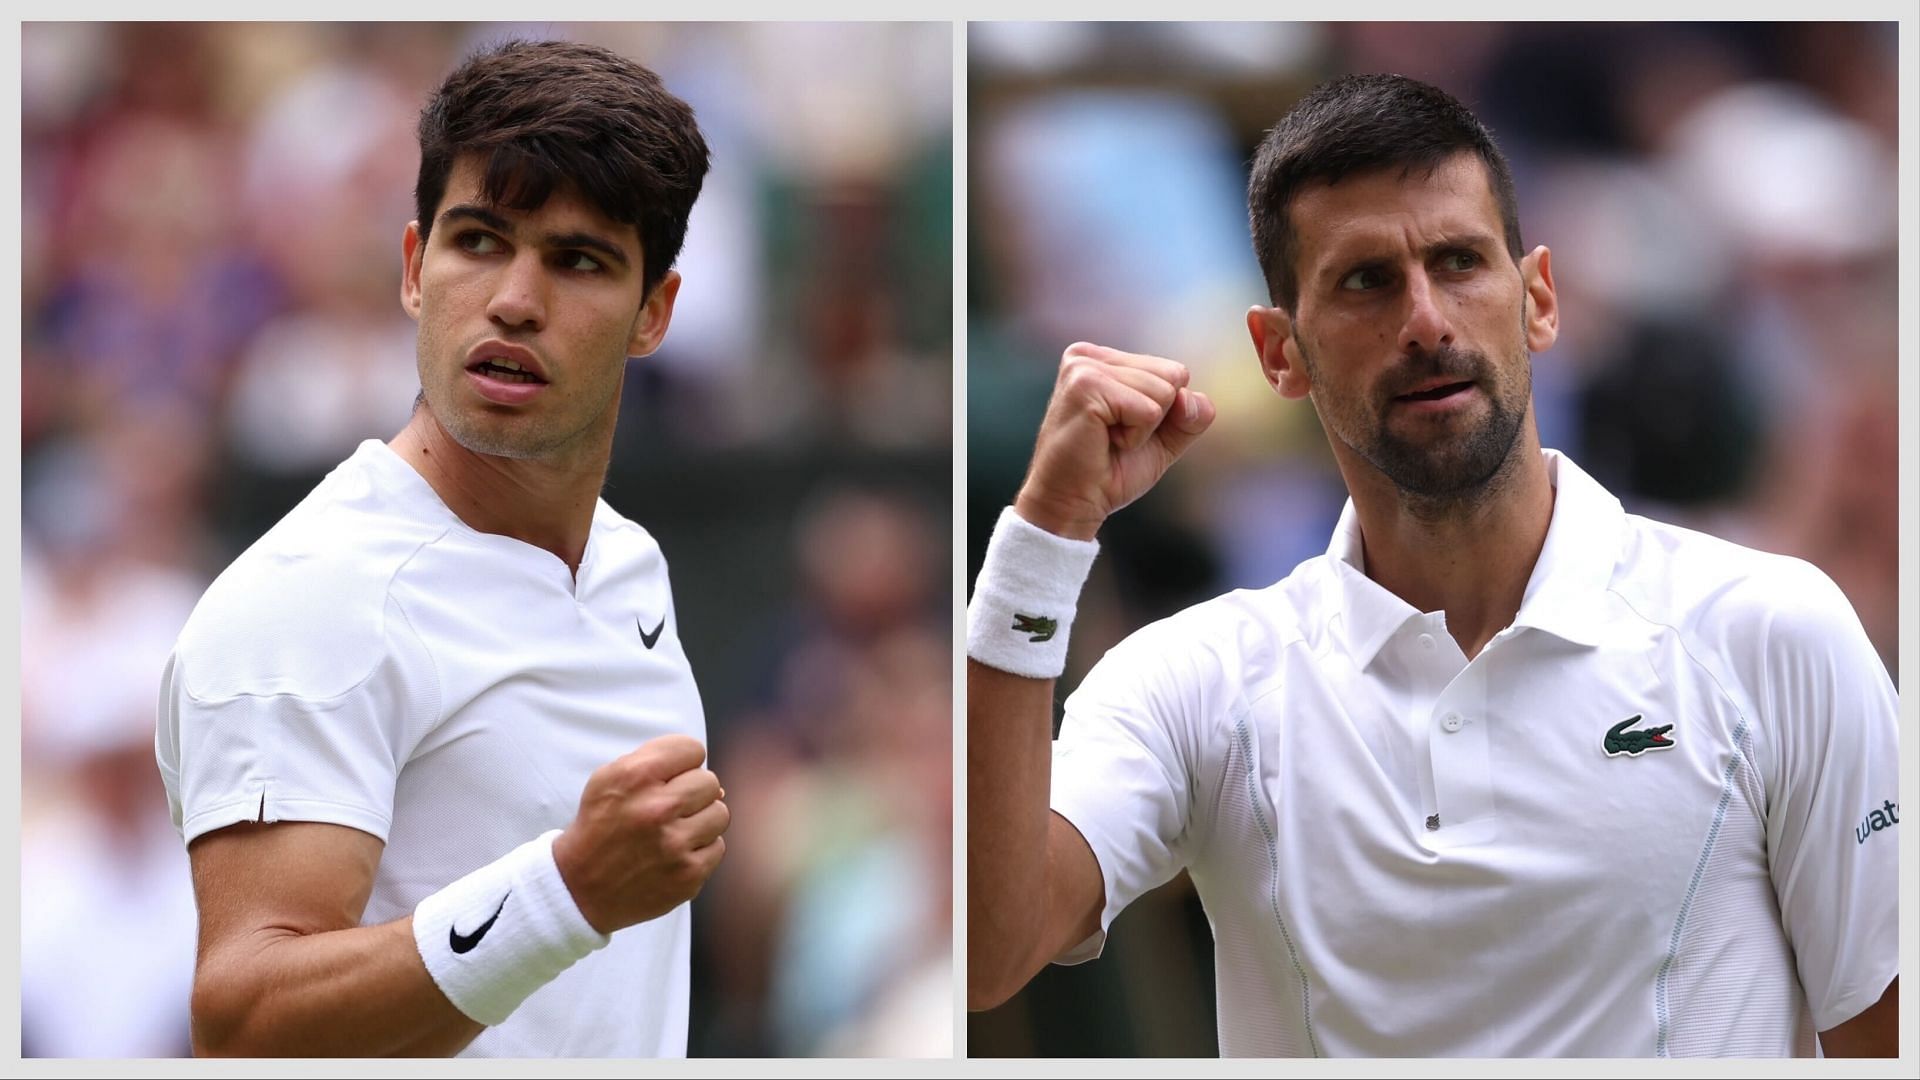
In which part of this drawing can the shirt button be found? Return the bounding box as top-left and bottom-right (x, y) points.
(1418, 634), (1435, 650)
(1442, 712), (1464, 733)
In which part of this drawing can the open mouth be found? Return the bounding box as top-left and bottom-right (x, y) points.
(470, 359), (548, 385)
(1396, 381), (1472, 403)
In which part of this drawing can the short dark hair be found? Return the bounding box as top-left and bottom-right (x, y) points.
(1247, 74), (1522, 311)
(414, 39), (710, 300)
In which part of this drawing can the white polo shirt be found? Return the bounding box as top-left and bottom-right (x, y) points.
(157, 439), (705, 1057)
(1050, 450), (1898, 1057)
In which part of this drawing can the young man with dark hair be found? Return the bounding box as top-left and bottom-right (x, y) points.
(967, 73), (1897, 1057)
(158, 40), (724, 1057)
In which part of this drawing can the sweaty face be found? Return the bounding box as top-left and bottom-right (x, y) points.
(404, 155), (650, 462)
(1287, 154), (1536, 500)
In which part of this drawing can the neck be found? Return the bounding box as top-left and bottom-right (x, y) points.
(1341, 429), (1554, 659)
(388, 407), (610, 575)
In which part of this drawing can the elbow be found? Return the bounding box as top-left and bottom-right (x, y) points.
(189, 982), (240, 1057)
(965, 940), (1033, 1012)
(967, 977), (1018, 1013)
(189, 962), (272, 1057)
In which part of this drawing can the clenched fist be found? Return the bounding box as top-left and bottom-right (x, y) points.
(1014, 343), (1217, 541)
(550, 734), (728, 935)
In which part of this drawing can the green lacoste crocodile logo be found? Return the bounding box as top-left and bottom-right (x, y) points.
(1011, 613), (1057, 643)
(1603, 714), (1675, 757)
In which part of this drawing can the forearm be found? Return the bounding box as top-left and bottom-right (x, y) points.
(193, 915), (483, 1057)
(966, 658), (1063, 1007)
(967, 346), (1211, 1004)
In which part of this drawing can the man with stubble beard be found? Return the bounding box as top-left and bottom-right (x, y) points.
(158, 40), (726, 1056)
(967, 74), (1897, 1057)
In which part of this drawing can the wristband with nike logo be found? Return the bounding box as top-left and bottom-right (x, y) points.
(411, 830), (610, 1026)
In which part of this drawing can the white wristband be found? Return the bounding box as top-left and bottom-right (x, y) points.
(412, 830), (610, 1026)
(966, 506), (1101, 679)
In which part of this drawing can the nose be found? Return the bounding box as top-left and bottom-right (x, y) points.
(486, 252), (547, 332)
(1397, 268), (1453, 356)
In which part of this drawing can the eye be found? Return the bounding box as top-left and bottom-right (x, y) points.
(557, 250), (605, 273)
(1438, 250), (1480, 272)
(1339, 266), (1387, 291)
(455, 230), (503, 255)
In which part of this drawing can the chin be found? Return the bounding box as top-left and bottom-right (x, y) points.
(431, 403), (545, 461)
(1366, 427), (1517, 498)
(461, 427), (566, 461)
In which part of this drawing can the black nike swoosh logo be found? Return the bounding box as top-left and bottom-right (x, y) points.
(449, 891), (510, 954)
(639, 615), (666, 650)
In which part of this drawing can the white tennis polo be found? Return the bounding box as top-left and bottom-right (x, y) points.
(157, 439), (704, 1057)
(1050, 449), (1899, 1057)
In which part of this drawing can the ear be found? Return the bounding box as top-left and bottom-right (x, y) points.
(1248, 305), (1311, 400)
(1521, 245), (1558, 353)
(627, 270), (681, 358)
(401, 221), (425, 322)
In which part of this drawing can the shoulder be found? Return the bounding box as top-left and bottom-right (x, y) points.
(174, 451), (453, 703)
(1610, 514), (1861, 650)
(591, 500), (670, 573)
(1606, 514), (1885, 736)
(1077, 560), (1326, 714)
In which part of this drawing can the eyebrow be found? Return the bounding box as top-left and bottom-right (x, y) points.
(437, 204), (634, 270)
(1424, 232), (1499, 256)
(1323, 232), (1501, 278)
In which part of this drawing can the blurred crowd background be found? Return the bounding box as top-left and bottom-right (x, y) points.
(19, 21), (952, 1058)
(967, 21), (1901, 1056)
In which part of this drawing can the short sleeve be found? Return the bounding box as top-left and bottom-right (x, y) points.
(1753, 564), (1899, 1031)
(157, 591), (441, 845)
(1049, 626), (1220, 965)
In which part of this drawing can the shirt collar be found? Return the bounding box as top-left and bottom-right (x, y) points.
(1509, 449), (1622, 647)
(1324, 500), (1426, 671)
(1322, 449), (1623, 667)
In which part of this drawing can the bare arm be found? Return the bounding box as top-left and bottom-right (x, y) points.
(1817, 977), (1897, 1058)
(965, 660), (1105, 1010)
(188, 735), (728, 1056)
(188, 821), (482, 1057)
(966, 343), (1213, 1011)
